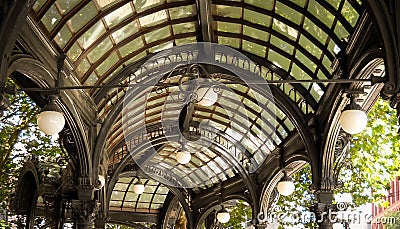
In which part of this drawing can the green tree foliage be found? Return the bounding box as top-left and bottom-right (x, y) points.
(342, 99), (400, 206)
(224, 201), (252, 229)
(275, 165), (316, 228)
(0, 84), (61, 209)
(384, 211), (400, 229)
(274, 99), (400, 228)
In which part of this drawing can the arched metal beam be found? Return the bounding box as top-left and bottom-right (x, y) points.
(317, 14), (385, 190)
(0, 0), (35, 86)
(365, 0), (400, 96)
(194, 195), (251, 229)
(7, 56), (97, 199)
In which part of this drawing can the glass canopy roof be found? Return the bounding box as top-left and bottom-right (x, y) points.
(110, 176), (169, 212)
(29, 0), (362, 216)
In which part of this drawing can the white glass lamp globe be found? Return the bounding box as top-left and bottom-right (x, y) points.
(95, 175), (106, 190)
(37, 110), (65, 135)
(176, 150), (191, 164)
(277, 172), (295, 196)
(339, 109), (367, 134)
(277, 180), (295, 196)
(196, 87), (218, 106)
(217, 207), (230, 223)
(133, 180), (145, 194)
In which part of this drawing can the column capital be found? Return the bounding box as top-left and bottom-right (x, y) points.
(72, 199), (100, 229)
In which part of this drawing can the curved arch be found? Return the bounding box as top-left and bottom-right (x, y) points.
(13, 160), (41, 229)
(364, 0), (400, 95)
(194, 197), (251, 229)
(259, 159), (308, 217)
(7, 57), (93, 182)
(320, 53), (385, 190)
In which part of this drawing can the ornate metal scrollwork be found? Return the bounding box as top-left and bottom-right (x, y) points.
(332, 131), (351, 189)
(71, 199), (100, 227)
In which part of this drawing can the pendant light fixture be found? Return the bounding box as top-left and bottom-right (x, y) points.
(37, 53), (66, 136)
(37, 96), (65, 135)
(277, 171), (295, 196)
(196, 86), (218, 106)
(276, 152), (295, 196)
(176, 145), (191, 164)
(133, 177), (145, 194)
(339, 95), (368, 134)
(216, 205), (230, 223)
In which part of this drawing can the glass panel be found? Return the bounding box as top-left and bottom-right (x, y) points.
(215, 5), (241, 18)
(67, 43), (82, 62)
(112, 22), (139, 44)
(33, 0), (47, 12)
(244, 0), (274, 11)
(217, 22), (241, 34)
(77, 21), (106, 49)
(76, 58), (91, 77)
(110, 200), (122, 207)
(85, 73), (98, 86)
(137, 202), (150, 209)
(272, 19), (299, 40)
(310, 83), (324, 101)
(328, 39), (338, 56)
(308, 0), (334, 28)
(291, 64), (312, 83)
(172, 22), (196, 34)
(54, 26), (72, 49)
(123, 202), (136, 208)
(267, 49), (290, 71)
(41, 4), (61, 31)
(295, 50), (317, 72)
(243, 9), (272, 27)
(125, 51), (147, 63)
(96, 52), (119, 76)
(152, 194), (167, 203)
(299, 35), (322, 58)
(69, 2), (98, 32)
(290, 0), (307, 7)
(144, 27), (171, 44)
(322, 55), (333, 74)
(97, 0), (120, 9)
(149, 42), (174, 53)
(175, 37), (197, 45)
(139, 10), (168, 27)
(243, 26), (269, 41)
(169, 5), (195, 20)
(104, 3), (133, 28)
(242, 40), (266, 58)
(87, 38), (113, 63)
(111, 191), (125, 200)
(133, 0), (164, 13)
(317, 69), (328, 80)
(326, 0), (341, 9)
(342, 1), (358, 27)
(334, 21), (350, 40)
(218, 37), (240, 49)
(275, 1), (302, 25)
(303, 18), (328, 43)
(119, 37), (144, 57)
(270, 35), (294, 55)
(56, 0), (81, 14)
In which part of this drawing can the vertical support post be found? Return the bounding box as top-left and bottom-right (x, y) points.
(72, 200), (99, 229)
(311, 190), (336, 229)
